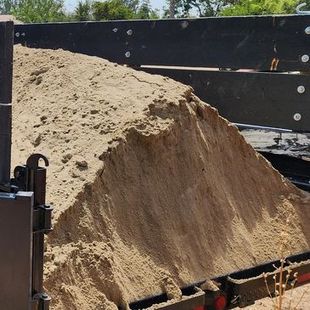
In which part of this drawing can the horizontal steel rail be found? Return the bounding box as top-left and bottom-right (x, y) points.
(128, 251), (310, 309)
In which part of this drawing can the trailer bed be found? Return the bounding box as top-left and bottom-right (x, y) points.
(127, 252), (310, 310)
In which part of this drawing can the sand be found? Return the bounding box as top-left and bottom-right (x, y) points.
(12, 45), (310, 309)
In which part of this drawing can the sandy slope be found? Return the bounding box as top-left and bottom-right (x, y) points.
(12, 45), (310, 309)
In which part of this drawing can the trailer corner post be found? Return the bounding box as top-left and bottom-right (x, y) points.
(0, 21), (14, 190)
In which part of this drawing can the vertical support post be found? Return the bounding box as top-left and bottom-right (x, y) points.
(0, 21), (14, 190)
(26, 154), (52, 310)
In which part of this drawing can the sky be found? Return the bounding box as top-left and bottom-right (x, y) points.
(64, 0), (166, 12)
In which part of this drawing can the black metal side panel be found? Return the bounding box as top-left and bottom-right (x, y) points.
(14, 15), (310, 71)
(141, 68), (309, 131)
(0, 21), (13, 102)
(0, 21), (14, 188)
(260, 152), (310, 191)
(0, 192), (33, 310)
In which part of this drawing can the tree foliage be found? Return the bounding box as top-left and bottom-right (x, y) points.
(92, 0), (134, 20)
(166, 0), (237, 17)
(0, 0), (18, 14)
(92, 0), (158, 20)
(2, 0), (158, 22)
(166, 0), (310, 17)
(221, 0), (304, 16)
(75, 0), (92, 20)
(136, 0), (158, 19)
(6, 0), (306, 23)
(0, 0), (65, 22)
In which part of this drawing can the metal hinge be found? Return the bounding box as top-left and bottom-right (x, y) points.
(33, 205), (53, 233)
(32, 292), (51, 310)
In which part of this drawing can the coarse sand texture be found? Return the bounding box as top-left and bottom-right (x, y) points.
(12, 45), (310, 309)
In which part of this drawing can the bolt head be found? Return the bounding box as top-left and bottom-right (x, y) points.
(301, 54), (309, 63)
(127, 29), (133, 36)
(125, 51), (131, 58)
(15, 32), (20, 37)
(293, 113), (302, 121)
(305, 26), (310, 34)
(297, 85), (306, 94)
(112, 28), (118, 33)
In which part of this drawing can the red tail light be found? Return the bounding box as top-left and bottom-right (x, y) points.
(194, 306), (204, 310)
(214, 295), (227, 310)
(297, 273), (310, 284)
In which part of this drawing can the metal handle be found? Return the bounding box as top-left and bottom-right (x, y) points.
(296, 3), (310, 15)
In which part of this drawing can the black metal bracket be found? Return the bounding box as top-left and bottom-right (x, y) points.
(33, 204), (53, 233)
(32, 292), (51, 310)
(12, 153), (52, 310)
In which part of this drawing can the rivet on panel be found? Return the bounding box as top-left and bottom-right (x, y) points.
(297, 85), (305, 94)
(293, 113), (302, 121)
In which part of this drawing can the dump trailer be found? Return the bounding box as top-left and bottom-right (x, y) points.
(0, 12), (310, 310)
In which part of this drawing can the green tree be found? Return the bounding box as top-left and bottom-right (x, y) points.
(136, 0), (159, 18)
(123, 0), (139, 12)
(75, 0), (92, 20)
(0, 0), (18, 14)
(92, 0), (134, 20)
(165, 0), (238, 18)
(221, 0), (308, 15)
(10, 0), (66, 22)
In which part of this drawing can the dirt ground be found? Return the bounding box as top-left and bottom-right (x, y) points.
(12, 45), (310, 309)
(241, 283), (310, 309)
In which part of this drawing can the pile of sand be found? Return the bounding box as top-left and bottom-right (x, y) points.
(12, 45), (310, 309)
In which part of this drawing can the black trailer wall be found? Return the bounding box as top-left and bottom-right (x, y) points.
(0, 21), (14, 188)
